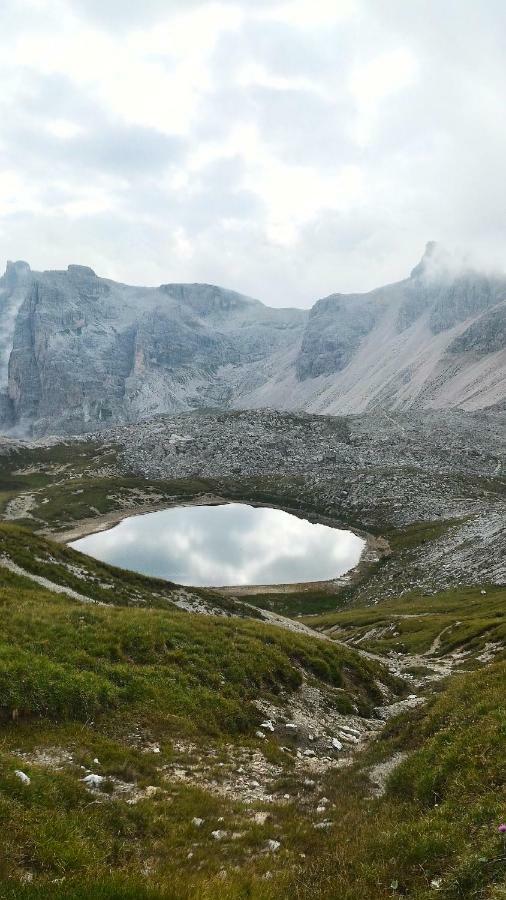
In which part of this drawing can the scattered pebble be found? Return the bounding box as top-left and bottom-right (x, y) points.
(252, 811), (269, 825)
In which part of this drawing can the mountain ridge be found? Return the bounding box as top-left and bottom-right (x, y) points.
(0, 243), (504, 435)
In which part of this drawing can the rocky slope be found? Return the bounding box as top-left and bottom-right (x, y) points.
(242, 242), (506, 414)
(0, 242), (504, 435)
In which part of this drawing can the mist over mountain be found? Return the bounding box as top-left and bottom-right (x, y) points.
(0, 242), (504, 436)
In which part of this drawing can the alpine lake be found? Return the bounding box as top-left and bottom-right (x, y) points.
(70, 503), (365, 588)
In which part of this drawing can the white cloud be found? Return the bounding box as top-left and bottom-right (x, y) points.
(266, 0), (359, 28)
(349, 47), (419, 145)
(45, 118), (85, 139)
(0, 0), (504, 304)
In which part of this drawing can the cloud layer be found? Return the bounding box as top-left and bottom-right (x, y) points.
(1, 0), (505, 306)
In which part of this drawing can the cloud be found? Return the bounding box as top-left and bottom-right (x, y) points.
(0, 1), (505, 304)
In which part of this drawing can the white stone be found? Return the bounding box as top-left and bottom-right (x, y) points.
(260, 720), (275, 732)
(265, 839), (280, 852)
(14, 770), (30, 785)
(82, 773), (105, 788)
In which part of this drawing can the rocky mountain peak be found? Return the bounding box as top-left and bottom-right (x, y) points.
(3, 260), (31, 287)
(409, 241), (440, 279)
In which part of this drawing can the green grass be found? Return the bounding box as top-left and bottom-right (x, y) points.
(280, 658), (506, 900)
(0, 523), (258, 617)
(0, 440), (504, 897)
(1, 659), (504, 899)
(0, 565), (391, 733)
(305, 584), (506, 657)
(382, 519), (461, 552)
(0, 439), (214, 531)
(245, 587), (348, 619)
(0, 525), (403, 895)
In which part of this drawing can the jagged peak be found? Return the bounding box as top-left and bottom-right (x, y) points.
(408, 241), (491, 283)
(409, 241), (439, 278)
(2, 260), (31, 288)
(5, 260), (30, 275)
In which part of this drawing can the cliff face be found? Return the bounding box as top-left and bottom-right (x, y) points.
(0, 244), (504, 435)
(0, 263), (306, 434)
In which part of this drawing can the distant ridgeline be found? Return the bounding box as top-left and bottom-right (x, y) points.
(0, 242), (504, 436)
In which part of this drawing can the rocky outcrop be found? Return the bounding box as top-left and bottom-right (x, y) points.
(295, 293), (379, 379)
(0, 244), (504, 435)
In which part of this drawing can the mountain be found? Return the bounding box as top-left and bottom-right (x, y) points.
(240, 242), (506, 414)
(0, 263), (306, 434)
(0, 242), (505, 435)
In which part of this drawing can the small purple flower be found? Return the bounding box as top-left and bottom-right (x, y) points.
(498, 824), (506, 833)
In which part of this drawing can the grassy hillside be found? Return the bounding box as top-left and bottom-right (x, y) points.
(276, 658), (506, 900)
(305, 583), (506, 657)
(0, 432), (504, 899)
(0, 525), (401, 896)
(1, 647), (504, 898)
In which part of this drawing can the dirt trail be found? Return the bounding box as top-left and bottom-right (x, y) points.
(424, 623), (458, 656)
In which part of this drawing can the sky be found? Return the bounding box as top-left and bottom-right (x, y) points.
(1, 0), (505, 307)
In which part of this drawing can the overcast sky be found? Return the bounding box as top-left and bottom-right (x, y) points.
(1, 0), (505, 306)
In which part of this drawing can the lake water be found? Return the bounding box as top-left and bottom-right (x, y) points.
(70, 503), (365, 587)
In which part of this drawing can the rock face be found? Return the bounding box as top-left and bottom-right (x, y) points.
(239, 243), (506, 416)
(0, 264), (305, 434)
(0, 243), (504, 435)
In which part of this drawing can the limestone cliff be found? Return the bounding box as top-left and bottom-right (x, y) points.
(0, 244), (504, 435)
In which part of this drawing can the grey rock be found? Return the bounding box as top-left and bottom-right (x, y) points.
(0, 244), (504, 436)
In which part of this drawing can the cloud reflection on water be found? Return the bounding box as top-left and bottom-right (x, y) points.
(70, 503), (365, 587)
